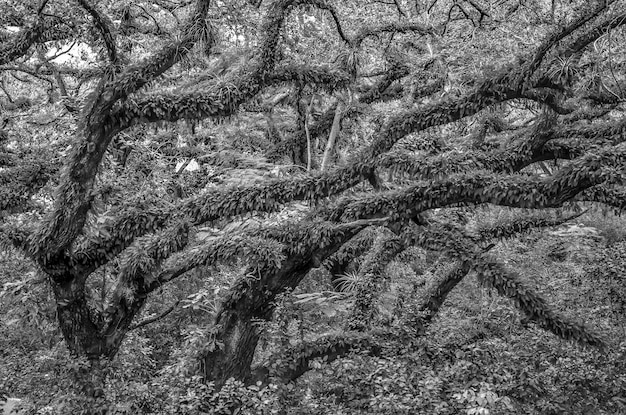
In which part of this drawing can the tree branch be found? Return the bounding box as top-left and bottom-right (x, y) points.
(351, 21), (434, 48)
(77, 0), (119, 65)
(407, 223), (606, 348)
(252, 332), (383, 384)
(328, 143), (626, 222)
(113, 64), (351, 127)
(129, 300), (180, 330)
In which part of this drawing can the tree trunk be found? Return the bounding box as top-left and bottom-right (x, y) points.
(52, 278), (109, 359)
(201, 262), (312, 386)
(51, 276), (142, 398)
(201, 222), (374, 387)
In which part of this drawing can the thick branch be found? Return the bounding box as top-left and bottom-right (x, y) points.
(407, 224), (606, 348)
(28, 0), (213, 270)
(100, 0), (212, 105)
(83, 62), (542, 266)
(253, 332), (382, 384)
(323, 226), (378, 278)
(114, 64), (351, 127)
(77, 0), (118, 64)
(329, 144), (626, 222)
(347, 234), (405, 331)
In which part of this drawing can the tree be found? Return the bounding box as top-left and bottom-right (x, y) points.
(0, 0), (624, 403)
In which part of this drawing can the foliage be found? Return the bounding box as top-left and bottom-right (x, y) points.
(1, 0), (626, 413)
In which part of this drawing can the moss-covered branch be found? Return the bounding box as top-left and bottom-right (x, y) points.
(347, 234), (405, 331)
(579, 185), (626, 211)
(403, 261), (472, 335)
(27, 0), (214, 270)
(259, 210), (601, 384)
(255, 332), (382, 384)
(523, 0), (611, 82)
(558, 10), (626, 58)
(100, 0), (212, 104)
(407, 224), (606, 348)
(114, 64), (351, 127)
(477, 211), (588, 241)
(328, 144), (626, 222)
(143, 234), (286, 294)
(75, 15), (625, 272)
(382, 117), (626, 181)
(476, 258), (605, 347)
(116, 221), (191, 286)
(76, 162), (375, 269)
(322, 226), (378, 279)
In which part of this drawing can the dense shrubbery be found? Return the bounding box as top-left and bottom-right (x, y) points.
(2, 210), (626, 413)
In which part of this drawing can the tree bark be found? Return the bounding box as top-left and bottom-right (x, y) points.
(201, 220), (380, 387)
(321, 100), (344, 172)
(51, 276), (144, 397)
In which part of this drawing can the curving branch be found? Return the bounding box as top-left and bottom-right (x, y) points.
(407, 223), (606, 348)
(70, 15), (626, 279)
(253, 211), (593, 385)
(476, 258), (605, 347)
(476, 211), (588, 241)
(115, 221), (191, 286)
(266, 64), (351, 91)
(559, 11), (626, 58)
(111, 0), (353, 129)
(113, 64), (351, 127)
(323, 226), (378, 280)
(253, 331), (383, 384)
(403, 261), (472, 335)
(267, 59), (411, 162)
(81, 57), (557, 267)
(28, 0), (214, 270)
(100, 0), (212, 105)
(378, 112), (558, 179)
(72, 164), (372, 272)
(579, 185), (626, 211)
(77, 0), (119, 64)
(381, 116), (626, 181)
(403, 210), (588, 336)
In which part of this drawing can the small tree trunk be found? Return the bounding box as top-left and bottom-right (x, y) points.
(321, 101), (343, 172)
(304, 97), (314, 171)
